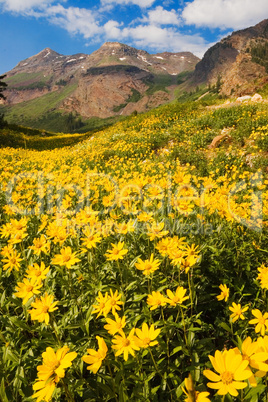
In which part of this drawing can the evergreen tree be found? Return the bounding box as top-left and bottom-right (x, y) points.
(215, 74), (222, 93)
(0, 75), (7, 128)
(0, 75), (7, 99)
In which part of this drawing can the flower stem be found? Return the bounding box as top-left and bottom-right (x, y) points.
(188, 271), (193, 317)
(106, 360), (119, 402)
(180, 305), (188, 346)
(148, 347), (173, 400)
(62, 378), (75, 402)
(50, 316), (61, 345)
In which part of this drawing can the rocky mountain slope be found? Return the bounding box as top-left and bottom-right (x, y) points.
(2, 19), (268, 132)
(2, 42), (199, 122)
(192, 19), (268, 96)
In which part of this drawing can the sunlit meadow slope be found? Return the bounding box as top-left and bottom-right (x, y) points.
(0, 100), (268, 401)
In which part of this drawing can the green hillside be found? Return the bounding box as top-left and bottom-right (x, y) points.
(5, 72), (52, 90)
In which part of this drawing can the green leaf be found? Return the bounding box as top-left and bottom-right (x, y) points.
(219, 322), (232, 333)
(9, 317), (31, 331)
(132, 294), (147, 302)
(171, 346), (182, 356)
(119, 382), (128, 402)
(244, 383), (266, 400)
(5, 349), (20, 364)
(0, 290), (6, 307)
(0, 378), (9, 402)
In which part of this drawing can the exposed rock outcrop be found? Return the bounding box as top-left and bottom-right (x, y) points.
(192, 19), (268, 96)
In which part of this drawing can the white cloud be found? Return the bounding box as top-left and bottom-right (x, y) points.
(0, 0), (214, 58)
(0, 0), (55, 12)
(100, 0), (156, 8)
(182, 0), (268, 29)
(141, 6), (181, 26)
(45, 5), (101, 39)
(104, 20), (123, 38)
(108, 24), (211, 57)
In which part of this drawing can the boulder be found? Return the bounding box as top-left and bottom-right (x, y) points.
(208, 128), (232, 149)
(236, 95), (252, 103)
(251, 93), (263, 102)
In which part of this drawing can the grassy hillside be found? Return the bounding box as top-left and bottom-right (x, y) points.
(1, 84), (78, 129)
(0, 98), (268, 401)
(0, 124), (93, 150)
(5, 72), (52, 89)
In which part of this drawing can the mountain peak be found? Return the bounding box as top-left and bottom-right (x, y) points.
(101, 42), (125, 48)
(3, 40), (200, 124)
(251, 18), (268, 36)
(94, 41), (149, 57)
(37, 47), (59, 56)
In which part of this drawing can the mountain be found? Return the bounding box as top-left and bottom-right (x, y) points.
(3, 19), (268, 133)
(192, 19), (268, 96)
(1, 43), (199, 128)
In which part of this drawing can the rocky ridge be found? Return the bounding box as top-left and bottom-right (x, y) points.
(3, 42), (199, 119)
(193, 19), (268, 96)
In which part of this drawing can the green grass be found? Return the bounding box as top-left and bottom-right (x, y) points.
(0, 125), (92, 150)
(1, 84), (77, 124)
(176, 70), (192, 85)
(144, 74), (173, 95)
(5, 72), (52, 89)
(113, 88), (142, 112)
(76, 115), (124, 133)
(250, 41), (268, 73)
(176, 84), (222, 104)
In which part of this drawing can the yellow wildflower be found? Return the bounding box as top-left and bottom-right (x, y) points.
(105, 241), (128, 261)
(166, 286), (189, 306)
(52, 246), (80, 269)
(104, 313), (126, 335)
(135, 254), (161, 276)
(216, 284), (229, 302)
(112, 328), (140, 361)
(82, 336), (108, 374)
(182, 373), (211, 402)
(135, 323), (160, 348)
(229, 302), (248, 322)
(147, 291), (167, 310)
(14, 277), (42, 305)
(249, 309), (268, 336)
(29, 293), (58, 325)
(203, 348), (251, 397)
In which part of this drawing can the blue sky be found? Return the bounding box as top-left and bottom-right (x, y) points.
(1, 0), (268, 74)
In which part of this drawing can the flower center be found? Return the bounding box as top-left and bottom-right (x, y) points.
(42, 306), (49, 313)
(143, 337), (151, 346)
(144, 262), (152, 270)
(221, 371), (233, 385)
(51, 360), (60, 371)
(122, 339), (130, 347)
(26, 285), (33, 292)
(63, 255), (71, 262)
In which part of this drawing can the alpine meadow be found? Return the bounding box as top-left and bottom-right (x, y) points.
(1, 13), (268, 402)
(1, 96), (268, 401)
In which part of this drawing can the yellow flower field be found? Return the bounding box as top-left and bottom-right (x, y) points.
(0, 100), (268, 401)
